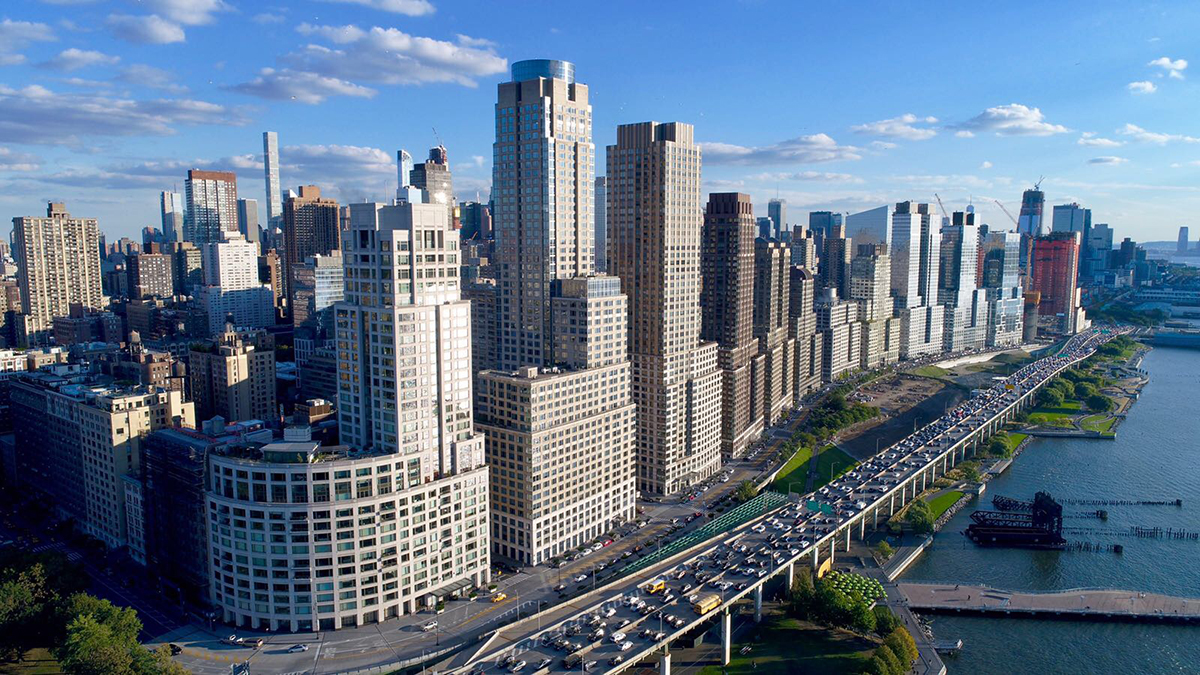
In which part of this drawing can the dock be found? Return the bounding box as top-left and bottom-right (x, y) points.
(898, 583), (1200, 624)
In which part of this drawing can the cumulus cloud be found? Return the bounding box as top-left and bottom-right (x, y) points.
(746, 171), (863, 183)
(139, 0), (231, 26)
(1127, 80), (1157, 94)
(1149, 56), (1187, 79)
(230, 68), (376, 104)
(0, 18), (57, 66)
(0, 147), (41, 172)
(1078, 132), (1124, 148)
(850, 113), (938, 141)
(321, 0), (436, 16)
(700, 134), (861, 165)
(954, 131), (975, 138)
(116, 64), (188, 93)
(107, 14), (185, 44)
(949, 103), (1069, 136)
(1119, 123), (1200, 144)
(0, 83), (247, 145)
(39, 48), (120, 71)
(979, 161), (993, 169)
(1088, 156), (1127, 165)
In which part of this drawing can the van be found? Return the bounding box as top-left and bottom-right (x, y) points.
(563, 653), (583, 669)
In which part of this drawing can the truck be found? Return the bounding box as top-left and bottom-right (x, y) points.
(563, 653), (583, 669)
(692, 593), (721, 615)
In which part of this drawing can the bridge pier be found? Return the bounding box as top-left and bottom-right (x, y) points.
(784, 562), (794, 589)
(889, 494), (895, 516)
(659, 650), (671, 675)
(811, 547), (818, 571)
(754, 585), (763, 623)
(860, 515), (866, 540)
(721, 609), (731, 666)
(829, 536), (836, 565)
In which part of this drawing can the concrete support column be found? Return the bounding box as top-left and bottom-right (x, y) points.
(889, 494), (895, 516)
(754, 585), (763, 623)
(860, 515), (866, 540)
(811, 547), (819, 570)
(785, 562), (794, 589)
(845, 525), (851, 551)
(829, 537), (836, 566)
(660, 651), (671, 675)
(721, 610), (731, 666)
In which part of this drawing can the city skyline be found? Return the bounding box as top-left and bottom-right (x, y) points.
(0, 2), (1197, 242)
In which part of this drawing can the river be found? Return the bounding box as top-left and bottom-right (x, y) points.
(899, 345), (1200, 674)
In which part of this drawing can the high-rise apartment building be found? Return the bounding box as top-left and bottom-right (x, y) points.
(1032, 231), (1085, 334)
(263, 131), (282, 227)
(849, 244), (899, 368)
(160, 191), (184, 243)
(171, 241), (203, 295)
(788, 266), (822, 397)
(196, 233), (275, 334)
(767, 198), (787, 239)
(493, 59), (595, 370)
(701, 193), (762, 460)
(790, 224), (818, 269)
(409, 146), (455, 224)
(283, 185), (341, 307)
(609, 120), (721, 496)
(980, 230), (1024, 347)
(753, 238), (795, 427)
(127, 250), (175, 299)
(815, 288), (861, 382)
(819, 223), (852, 300)
(184, 170), (239, 245)
(595, 176), (608, 272)
(12, 203), (103, 346)
(939, 211), (988, 352)
(12, 371), (193, 549)
(1178, 227), (1191, 254)
(237, 198), (260, 249)
(890, 201), (944, 358)
(189, 328), (276, 423)
(290, 251), (343, 329)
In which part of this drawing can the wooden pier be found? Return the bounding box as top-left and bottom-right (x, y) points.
(898, 583), (1200, 624)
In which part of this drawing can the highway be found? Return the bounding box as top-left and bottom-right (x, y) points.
(451, 327), (1119, 674)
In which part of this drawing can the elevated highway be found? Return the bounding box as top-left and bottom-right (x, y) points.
(451, 328), (1118, 675)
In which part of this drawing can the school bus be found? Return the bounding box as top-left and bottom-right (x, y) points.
(692, 593), (721, 615)
(644, 579), (666, 595)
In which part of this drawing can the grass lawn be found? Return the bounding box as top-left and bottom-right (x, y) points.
(0, 649), (62, 674)
(1028, 400), (1082, 427)
(910, 365), (949, 378)
(1080, 414), (1116, 434)
(771, 446), (814, 493)
(698, 617), (875, 675)
(812, 446), (858, 490)
(1002, 432), (1027, 453)
(926, 490), (964, 520)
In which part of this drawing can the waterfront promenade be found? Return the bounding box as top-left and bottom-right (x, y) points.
(899, 583), (1200, 623)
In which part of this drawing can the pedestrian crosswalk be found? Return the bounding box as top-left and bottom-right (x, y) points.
(30, 541), (82, 562)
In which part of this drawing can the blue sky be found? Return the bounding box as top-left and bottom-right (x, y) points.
(2, 0), (1199, 243)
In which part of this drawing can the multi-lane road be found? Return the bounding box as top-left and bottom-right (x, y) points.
(453, 328), (1117, 674)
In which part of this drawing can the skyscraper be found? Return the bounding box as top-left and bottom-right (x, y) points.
(160, 191), (183, 243)
(849, 243), (899, 368)
(1017, 187), (1045, 237)
(283, 185), (341, 309)
(788, 266), (822, 397)
(1178, 226), (1191, 254)
(410, 146), (455, 224)
(196, 233), (275, 334)
(1032, 231), (1085, 334)
(396, 148), (414, 200)
(939, 211), (987, 351)
(816, 288), (861, 382)
(980, 230), (1024, 347)
(236, 197), (260, 249)
(608, 120), (722, 496)
(819, 223), (852, 300)
(753, 238), (795, 426)
(262, 131), (282, 227)
(183, 169), (239, 244)
(595, 176), (607, 272)
(493, 59), (595, 370)
(891, 201), (944, 358)
(767, 198), (787, 239)
(12, 203), (103, 346)
(701, 193), (762, 460)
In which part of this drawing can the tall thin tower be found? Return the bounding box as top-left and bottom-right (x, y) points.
(263, 131), (282, 226)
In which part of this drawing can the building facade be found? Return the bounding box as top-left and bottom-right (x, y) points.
(184, 169), (239, 245)
(284, 186), (341, 308)
(13, 203), (103, 346)
(189, 329), (277, 423)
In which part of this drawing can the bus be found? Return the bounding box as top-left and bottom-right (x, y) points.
(643, 579), (666, 595)
(692, 593), (721, 615)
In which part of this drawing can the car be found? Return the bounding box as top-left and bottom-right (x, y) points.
(168, 644), (183, 655)
(575, 574), (588, 582)
(619, 641), (634, 652)
(584, 660), (598, 671)
(610, 631), (627, 643)
(491, 592), (508, 602)
(537, 658), (552, 669)
(617, 618), (631, 629)
(608, 656), (624, 666)
(422, 621), (438, 632)
(287, 643), (309, 653)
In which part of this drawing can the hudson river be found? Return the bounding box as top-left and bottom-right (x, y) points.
(901, 346), (1200, 674)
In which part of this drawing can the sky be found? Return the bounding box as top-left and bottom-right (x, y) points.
(1, 0), (1199, 243)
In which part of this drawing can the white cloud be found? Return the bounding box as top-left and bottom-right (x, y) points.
(850, 113), (938, 141)
(0, 18), (57, 66)
(39, 48), (120, 71)
(116, 64), (188, 92)
(1127, 80), (1157, 94)
(264, 24), (508, 90)
(949, 103), (1069, 136)
(979, 161), (993, 169)
(0, 83), (247, 145)
(139, 0), (231, 26)
(0, 147), (41, 172)
(321, 0), (436, 16)
(700, 134), (861, 165)
(1088, 156), (1128, 165)
(1078, 132), (1124, 148)
(455, 155), (486, 171)
(869, 141), (898, 150)
(1149, 56), (1187, 79)
(252, 13), (286, 25)
(746, 171), (863, 183)
(1119, 123), (1200, 144)
(889, 173), (1006, 190)
(230, 68), (376, 104)
(954, 131), (975, 138)
(107, 14), (185, 44)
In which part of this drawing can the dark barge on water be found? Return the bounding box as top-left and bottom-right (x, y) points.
(965, 491), (1066, 549)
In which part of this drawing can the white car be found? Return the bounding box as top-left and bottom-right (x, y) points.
(610, 632), (627, 643)
(422, 621), (438, 632)
(619, 641), (634, 651)
(288, 644), (310, 653)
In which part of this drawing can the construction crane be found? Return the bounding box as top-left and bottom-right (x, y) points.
(934, 193), (950, 222)
(993, 199), (1019, 226)
(1034, 175), (1044, 191)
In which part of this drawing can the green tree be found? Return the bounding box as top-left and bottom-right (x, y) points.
(1074, 381), (1097, 399)
(866, 655), (891, 675)
(873, 606), (901, 636)
(876, 644), (903, 674)
(62, 594), (142, 645)
(734, 480), (758, 504)
(1039, 387), (1064, 408)
(57, 614), (134, 675)
(850, 596), (877, 633)
(905, 500), (934, 534)
(874, 541), (895, 560)
(1087, 393), (1114, 412)
(986, 437), (1008, 457)
(887, 626), (919, 664)
(0, 564), (52, 659)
